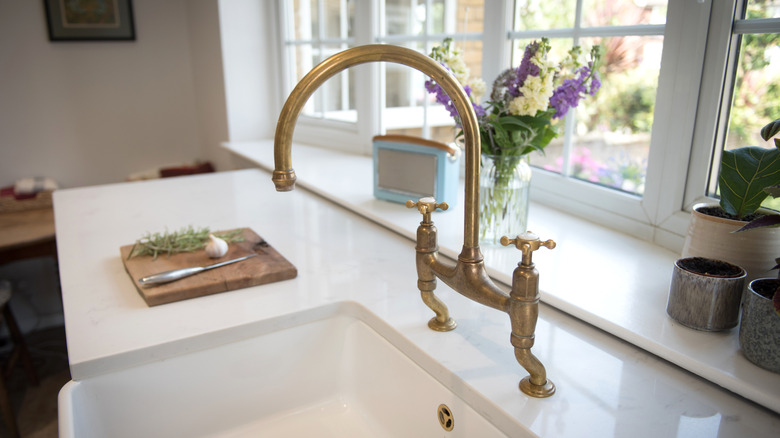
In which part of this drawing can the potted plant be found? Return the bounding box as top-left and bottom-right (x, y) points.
(682, 118), (780, 284)
(666, 256), (746, 331)
(736, 180), (780, 372)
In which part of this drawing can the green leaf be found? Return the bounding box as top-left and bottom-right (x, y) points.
(760, 118), (780, 143)
(497, 116), (533, 131)
(718, 146), (780, 218)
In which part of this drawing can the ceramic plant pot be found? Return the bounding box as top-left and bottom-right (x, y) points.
(666, 257), (746, 331)
(739, 278), (780, 373)
(682, 203), (780, 285)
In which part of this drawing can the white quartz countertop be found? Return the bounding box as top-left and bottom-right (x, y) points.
(54, 168), (779, 437)
(224, 140), (780, 414)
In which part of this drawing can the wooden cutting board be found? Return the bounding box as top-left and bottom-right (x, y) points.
(120, 228), (297, 306)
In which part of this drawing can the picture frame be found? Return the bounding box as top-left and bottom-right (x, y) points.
(44, 0), (135, 41)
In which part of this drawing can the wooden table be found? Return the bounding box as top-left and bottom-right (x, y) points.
(0, 207), (56, 265)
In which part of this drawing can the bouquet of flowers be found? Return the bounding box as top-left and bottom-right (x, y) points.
(427, 37), (601, 158)
(426, 38), (602, 242)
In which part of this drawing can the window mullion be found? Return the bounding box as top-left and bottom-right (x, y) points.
(559, 0), (584, 178)
(481, 0), (512, 94)
(681, 0), (740, 211)
(340, 0), (349, 112)
(733, 17), (780, 33)
(508, 24), (665, 40)
(642, 0), (715, 231)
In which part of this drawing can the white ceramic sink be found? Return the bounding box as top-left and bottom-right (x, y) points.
(59, 301), (522, 437)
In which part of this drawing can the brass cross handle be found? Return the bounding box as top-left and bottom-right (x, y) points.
(500, 232), (556, 266)
(406, 197), (448, 223)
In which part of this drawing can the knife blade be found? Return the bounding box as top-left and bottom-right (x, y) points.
(138, 253), (258, 287)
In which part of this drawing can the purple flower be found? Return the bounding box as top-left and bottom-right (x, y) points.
(425, 78), (458, 118)
(589, 69), (601, 96)
(425, 78), (486, 122)
(549, 65), (593, 119)
(506, 41), (541, 98)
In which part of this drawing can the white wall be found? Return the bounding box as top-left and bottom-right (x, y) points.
(0, 0), (233, 189)
(219, 0), (281, 142)
(0, 0), (281, 333)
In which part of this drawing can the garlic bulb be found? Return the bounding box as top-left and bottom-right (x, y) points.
(205, 234), (228, 258)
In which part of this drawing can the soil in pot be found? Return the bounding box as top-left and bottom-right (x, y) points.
(695, 205), (765, 222)
(677, 257), (744, 278)
(751, 279), (780, 300)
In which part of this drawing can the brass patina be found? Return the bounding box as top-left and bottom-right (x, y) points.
(272, 44), (556, 397)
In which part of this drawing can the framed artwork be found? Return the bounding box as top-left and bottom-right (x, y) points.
(44, 0), (135, 41)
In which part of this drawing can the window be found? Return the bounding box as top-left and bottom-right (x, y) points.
(277, 0), (779, 250)
(704, 0), (780, 210)
(282, 0), (356, 122)
(511, 0), (667, 196)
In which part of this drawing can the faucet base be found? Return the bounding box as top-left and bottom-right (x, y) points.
(519, 377), (555, 398)
(428, 316), (457, 332)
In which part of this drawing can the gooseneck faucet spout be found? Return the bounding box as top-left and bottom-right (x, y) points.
(273, 44), (555, 398)
(272, 44), (481, 250)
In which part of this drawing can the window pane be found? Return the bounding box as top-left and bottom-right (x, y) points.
(321, 0), (354, 39)
(528, 35), (662, 195)
(385, 0), (429, 35)
(747, 0), (780, 19)
(383, 0), (484, 145)
(385, 41), (457, 143)
(581, 0), (667, 27)
(520, 36), (579, 175)
(295, 44), (356, 121)
(292, 0), (318, 40)
(385, 41), (426, 109)
(385, 39), (483, 145)
(709, 31), (780, 203)
(385, 0), (483, 35)
(514, 0), (576, 30)
(287, 1), (356, 122)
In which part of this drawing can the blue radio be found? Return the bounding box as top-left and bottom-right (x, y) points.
(372, 135), (460, 207)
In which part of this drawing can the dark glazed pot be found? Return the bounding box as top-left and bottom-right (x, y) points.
(666, 257), (746, 331)
(739, 279), (780, 373)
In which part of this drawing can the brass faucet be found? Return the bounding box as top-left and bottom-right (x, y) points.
(272, 44), (556, 398)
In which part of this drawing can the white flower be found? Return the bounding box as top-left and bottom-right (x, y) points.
(508, 74), (554, 116)
(508, 96), (536, 116)
(449, 59), (470, 84)
(467, 78), (486, 101)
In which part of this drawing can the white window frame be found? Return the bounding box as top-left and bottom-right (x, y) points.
(276, 0), (765, 252)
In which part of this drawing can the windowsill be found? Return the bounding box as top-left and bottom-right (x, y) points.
(224, 139), (780, 414)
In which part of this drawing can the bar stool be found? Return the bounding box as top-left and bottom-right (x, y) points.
(0, 280), (39, 438)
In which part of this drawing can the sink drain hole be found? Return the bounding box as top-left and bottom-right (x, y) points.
(437, 404), (454, 431)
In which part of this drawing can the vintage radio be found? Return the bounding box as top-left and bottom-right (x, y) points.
(372, 135), (460, 207)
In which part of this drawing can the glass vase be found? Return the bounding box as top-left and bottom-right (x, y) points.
(479, 154), (532, 245)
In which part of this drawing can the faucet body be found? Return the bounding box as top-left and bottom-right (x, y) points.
(272, 44), (555, 397)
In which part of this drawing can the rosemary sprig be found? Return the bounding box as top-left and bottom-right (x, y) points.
(127, 226), (245, 260)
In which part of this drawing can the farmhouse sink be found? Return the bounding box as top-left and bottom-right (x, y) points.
(59, 301), (521, 437)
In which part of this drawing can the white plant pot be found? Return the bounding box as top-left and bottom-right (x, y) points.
(682, 203), (780, 285)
